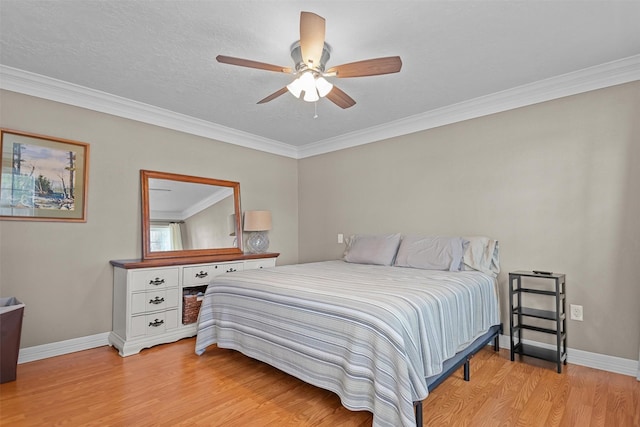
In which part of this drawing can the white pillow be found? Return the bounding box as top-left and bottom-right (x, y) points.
(344, 233), (402, 266)
(394, 235), (466, 271)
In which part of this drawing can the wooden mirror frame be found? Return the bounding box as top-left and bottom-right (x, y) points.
(141, 170), (243, 260)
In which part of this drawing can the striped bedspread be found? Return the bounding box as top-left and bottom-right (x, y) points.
(195, 260), (500, 427)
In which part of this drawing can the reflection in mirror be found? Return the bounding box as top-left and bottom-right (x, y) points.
(148, 179), (236, 251)
(141, 170), (242, 260)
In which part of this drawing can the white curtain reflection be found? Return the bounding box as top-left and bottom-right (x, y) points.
(170, 222), (183, 251)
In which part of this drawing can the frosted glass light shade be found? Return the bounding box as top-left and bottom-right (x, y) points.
(286, 78), (303, 98)
(315, 76), (333, 97)
(298, 72), (316, 93)
(303, 88), (319, 102)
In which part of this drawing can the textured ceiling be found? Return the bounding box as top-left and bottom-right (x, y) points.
(1, 1), (640, 150)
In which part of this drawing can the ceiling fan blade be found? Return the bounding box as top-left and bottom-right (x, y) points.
(216, 55), (292, 73)
(257, 87), (289, 104)
(299, 12), (326, 69)
(326, 85), (356, 109)
(326, 56), (402, 78)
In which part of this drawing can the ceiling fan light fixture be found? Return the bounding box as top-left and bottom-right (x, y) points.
(288, 71), (333, 102)
(287, 70), (322, 102)
(217, 12), (400, 109)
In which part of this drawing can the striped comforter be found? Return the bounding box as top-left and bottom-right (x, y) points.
(195, 260), (500, 427)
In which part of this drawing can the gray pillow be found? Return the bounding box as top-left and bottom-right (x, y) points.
(394, 235), (466, 271)
(344, 233), (402, 266)
(462, 236), (500, 276)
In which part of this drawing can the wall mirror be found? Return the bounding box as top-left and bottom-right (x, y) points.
(141, 170), (242, 260)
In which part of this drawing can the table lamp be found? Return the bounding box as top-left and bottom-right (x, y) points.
(244, 210), (272, 253)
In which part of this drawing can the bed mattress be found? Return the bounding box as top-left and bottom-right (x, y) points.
(195, 260), (500, 427)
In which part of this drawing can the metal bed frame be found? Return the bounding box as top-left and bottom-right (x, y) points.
(413, 324), (503, 426)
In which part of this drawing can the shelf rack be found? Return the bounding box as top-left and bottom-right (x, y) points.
(509, 270), (567, 373)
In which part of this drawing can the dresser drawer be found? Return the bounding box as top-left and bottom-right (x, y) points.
(245, 258), (277, 270)
(131, 268), (179, 291)
(131, 288), (179, 315)
(183, 262), (244, 285)
(130, 309), (179, 337)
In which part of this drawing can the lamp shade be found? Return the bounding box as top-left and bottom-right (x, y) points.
(243, 210), (272, 231)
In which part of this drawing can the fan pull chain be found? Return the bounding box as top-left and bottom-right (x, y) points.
(314, 101), (318, 119)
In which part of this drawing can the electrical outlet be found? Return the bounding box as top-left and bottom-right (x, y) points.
(570, 304), (583, 321)
(337, 233), (344, 244)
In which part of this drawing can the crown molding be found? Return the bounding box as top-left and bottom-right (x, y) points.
(2, 55), (639, 160)
(297, 54), (640, 158)
(0, 65), (298, 159)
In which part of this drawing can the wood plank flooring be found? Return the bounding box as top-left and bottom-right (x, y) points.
(1, 338), (638, 426)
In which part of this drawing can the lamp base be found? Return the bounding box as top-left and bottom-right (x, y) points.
(246, 231), (269, 253)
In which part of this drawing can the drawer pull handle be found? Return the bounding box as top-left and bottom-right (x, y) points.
(149, 278), (165, 286)
(149, 296), (165, 305)
(226, 267), (237, 273)
(149, 319), (164, 327)
(195, 271), (208, 278)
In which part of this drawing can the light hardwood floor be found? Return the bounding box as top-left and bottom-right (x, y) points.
(1, 338), (638, 426)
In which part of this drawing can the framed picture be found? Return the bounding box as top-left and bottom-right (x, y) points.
(0, 129), (90, 222)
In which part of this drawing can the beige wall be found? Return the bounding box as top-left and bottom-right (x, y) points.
(0, 90), (299, 347)
(298, 82), (640, 360)
(2, 82), (638, 362)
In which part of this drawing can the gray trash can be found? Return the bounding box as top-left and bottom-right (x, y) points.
(1, 297), (25, 383)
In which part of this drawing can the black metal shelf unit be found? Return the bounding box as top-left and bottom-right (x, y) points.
(509, 271), (567, 373)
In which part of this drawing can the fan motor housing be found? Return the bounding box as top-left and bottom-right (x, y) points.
(290, 41), (332, 73)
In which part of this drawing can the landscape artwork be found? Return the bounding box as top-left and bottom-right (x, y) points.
(0, 129), (89, 222)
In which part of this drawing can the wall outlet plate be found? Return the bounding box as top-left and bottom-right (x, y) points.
(570, 304), (583, 321)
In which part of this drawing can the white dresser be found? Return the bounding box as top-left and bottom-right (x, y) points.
(109, 253), (278, 356)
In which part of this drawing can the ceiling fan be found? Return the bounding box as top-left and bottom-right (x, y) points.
(216, 11), (402, 109)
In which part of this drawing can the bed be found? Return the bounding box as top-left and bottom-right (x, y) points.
(195, 235), (501, 427)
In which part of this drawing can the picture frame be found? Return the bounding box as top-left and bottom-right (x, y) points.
(0, 129), (90, 222)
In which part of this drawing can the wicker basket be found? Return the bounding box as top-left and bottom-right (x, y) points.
(182, 294), (202, 324)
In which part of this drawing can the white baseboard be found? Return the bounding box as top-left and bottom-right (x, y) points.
(497, 334), (639, 378)
(18, 332), (639, 379)
(18, 332), (110, 364)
